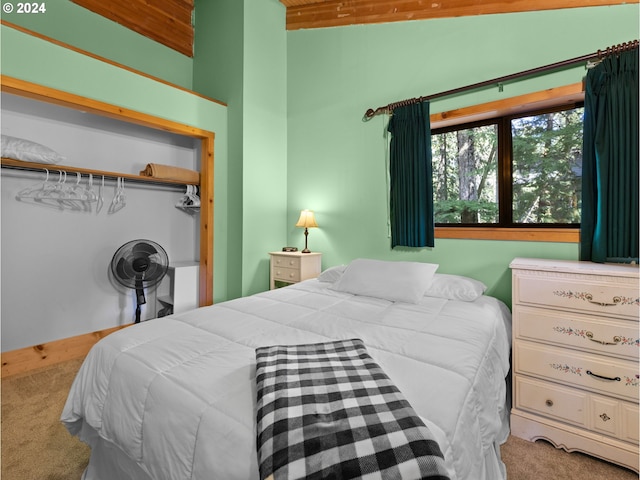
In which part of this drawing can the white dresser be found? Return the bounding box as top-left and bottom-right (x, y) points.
(510, 258), (639, 472)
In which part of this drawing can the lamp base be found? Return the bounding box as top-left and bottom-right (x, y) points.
(301, 228), (311, 253)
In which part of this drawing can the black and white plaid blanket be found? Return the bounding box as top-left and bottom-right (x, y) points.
(255, 338), (450, 480)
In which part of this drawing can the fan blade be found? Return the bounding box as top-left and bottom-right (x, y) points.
(133, 242), (158, 257)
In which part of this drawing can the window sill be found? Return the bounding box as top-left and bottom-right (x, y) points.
(435, 227), (579, 243)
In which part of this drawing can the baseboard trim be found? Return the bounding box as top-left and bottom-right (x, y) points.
(1, 325), (131, 378)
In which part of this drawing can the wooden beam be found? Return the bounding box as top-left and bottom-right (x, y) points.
(436, 227), (580, 242)
(284, 0), (637, 30)
(430, 82), (585, 129)
(199, 132), (215, 307)
(71, 0), (194, 57)
(1, 325), (130, 378)
(1, 75), (213, 139)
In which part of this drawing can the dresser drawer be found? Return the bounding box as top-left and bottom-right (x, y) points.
(589, 396), (639, 444)
(515, 341), (639, 401)
(514, 306), (639, 361)
(515, 375), (640, 444)
(514, 275), (639, 320)
(273, 266), (300, 283)
(272, 255), (301, 269)
(621, 402), (640, 443)
(515, 375), (587, 427)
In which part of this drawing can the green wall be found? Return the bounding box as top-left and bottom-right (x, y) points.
(193, 0), (244, 299)
(286, 5), (640, 306)
(0, 0), (193, 89)
(3, 3), (638, 308)
(193, 0), (288, 299)
(241, 0), (288, 296)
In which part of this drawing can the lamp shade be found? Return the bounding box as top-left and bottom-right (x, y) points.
(295, 209), (318, 228)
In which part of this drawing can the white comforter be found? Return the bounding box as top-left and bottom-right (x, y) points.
(62, 279), (512, 480)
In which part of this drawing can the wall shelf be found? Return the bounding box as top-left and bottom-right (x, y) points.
(1, 158), (199, 187)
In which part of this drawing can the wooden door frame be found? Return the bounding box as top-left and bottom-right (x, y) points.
(1, 75), (214, 306)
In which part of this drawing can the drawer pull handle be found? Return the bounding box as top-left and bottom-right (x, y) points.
(545, 399), (554, 407)
(585, 294), (621, 307)
(599, 413), (611, 422)
(586, 370), (621, 382)
(585, 331), (622, 345)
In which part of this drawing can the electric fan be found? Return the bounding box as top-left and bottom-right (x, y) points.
(110, 240), (169, 323)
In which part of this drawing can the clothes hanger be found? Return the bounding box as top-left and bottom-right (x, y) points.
(108, 177), (126, 214)
(34, 170), (67, 210)
(96, 175), (105, 214)
(83, 173), (98, 213)
(64, 172), (89, 211)
(15, 168), (50, 199)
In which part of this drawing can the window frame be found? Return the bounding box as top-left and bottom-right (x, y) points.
(430, 83), (584, 242)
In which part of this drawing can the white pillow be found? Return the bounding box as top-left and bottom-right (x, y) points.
(1, 135), (66, 164)
(330, 259), (438, 304)
(317, 265), (347, 283)
(423, 274), (487, 302)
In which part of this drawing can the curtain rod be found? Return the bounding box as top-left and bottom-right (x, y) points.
(362, 40), (639, 121)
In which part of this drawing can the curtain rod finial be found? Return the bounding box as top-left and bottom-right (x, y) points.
(363, 108), (376, 121)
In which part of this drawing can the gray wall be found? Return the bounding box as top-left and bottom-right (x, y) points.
(1, 94), (199, 351)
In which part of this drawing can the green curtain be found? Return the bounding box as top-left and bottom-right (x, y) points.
(386, 101), (434, 248)
(581, 47), (639, 263)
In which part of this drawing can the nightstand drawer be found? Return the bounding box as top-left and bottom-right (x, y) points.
(515, 341), (639, 401)
(514, 306), (639, 361)
(272, 255), (301, 269)
(514, 275), (639, 319)
(273, 266), (300, 283)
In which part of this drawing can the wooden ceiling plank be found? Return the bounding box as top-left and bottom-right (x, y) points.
(151, 0), (193, 25)
(280, 0), (333, 7)
(284, 0), (638, 30)
(94, 0), (192, 33)
(72, 0), (193, 57)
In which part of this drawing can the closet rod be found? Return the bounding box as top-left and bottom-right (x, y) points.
(0, 158), (199, 188)
(362, 39), (639, 120)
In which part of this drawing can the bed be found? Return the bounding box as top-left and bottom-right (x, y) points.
(61, 259), (512, 480)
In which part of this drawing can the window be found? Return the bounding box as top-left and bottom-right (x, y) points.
(431, 104), (584, 228)
(432, 122), (499, 224)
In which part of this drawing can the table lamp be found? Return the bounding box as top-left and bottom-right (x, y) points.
(295, 209), (318, 253)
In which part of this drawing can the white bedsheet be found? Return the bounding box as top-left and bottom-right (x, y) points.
(62, 279), (512, 480)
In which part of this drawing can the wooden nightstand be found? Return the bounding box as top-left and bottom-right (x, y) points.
(269, 251), (322, 289)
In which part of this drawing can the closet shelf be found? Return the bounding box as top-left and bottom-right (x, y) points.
(1, 158), (200, 187)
